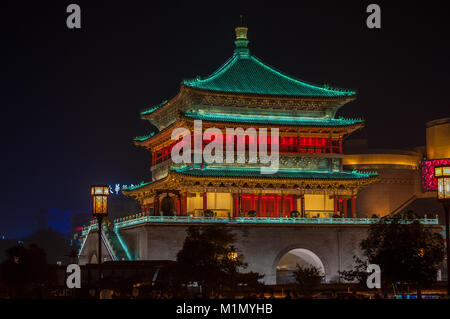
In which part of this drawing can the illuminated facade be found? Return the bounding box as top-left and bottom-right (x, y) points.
(78, 26), (444, 283)
(122, 25), (378, 218)
(343, 118), (450, 217)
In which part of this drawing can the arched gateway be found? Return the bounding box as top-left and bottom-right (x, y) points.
(275, 248), (325, 284)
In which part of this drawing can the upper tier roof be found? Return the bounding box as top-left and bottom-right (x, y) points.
(184, 55), (355, 98)
(183, 26), (355, 98)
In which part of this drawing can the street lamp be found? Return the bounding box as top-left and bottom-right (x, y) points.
(434, 165), (450, 297)
(90, 185), (109, 283)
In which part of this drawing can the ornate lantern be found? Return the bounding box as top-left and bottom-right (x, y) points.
(90, 185), (109, 217)
(435, 165), (450, 203)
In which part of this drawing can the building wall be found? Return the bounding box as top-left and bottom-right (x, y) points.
(78, 232), (113, 265)
(426, 118), (450, 160)
(304, 194), (334, 217)
(207, 192), (233, 216)
(343, 149), (423, 217)
(187, 193), (203, 214)
(352, 167), (422, 217)
(110, 224), (370, 284)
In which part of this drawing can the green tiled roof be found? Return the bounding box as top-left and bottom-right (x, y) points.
(141, 100), (168, 115)
(184, 111), (362, 127)
(134, 132), (155, 142)
(172, 167), (377, 180)
(183, 54), (355, 98)
(122, 181), (152, 191)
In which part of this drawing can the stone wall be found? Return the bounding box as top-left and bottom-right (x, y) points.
(99, 223), (371, 284)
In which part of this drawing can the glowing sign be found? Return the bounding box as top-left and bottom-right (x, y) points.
(108, 184), (135, 195)
(422, 159), (450, 191)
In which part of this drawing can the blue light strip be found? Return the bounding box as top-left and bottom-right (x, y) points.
(113, 227), (133, 261)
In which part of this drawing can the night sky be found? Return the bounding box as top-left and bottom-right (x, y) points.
(1, 1), (449, 237)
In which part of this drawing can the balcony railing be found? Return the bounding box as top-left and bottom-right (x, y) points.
(112, 214), (440, 230)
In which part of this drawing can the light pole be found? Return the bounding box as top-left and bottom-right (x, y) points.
(434, 165), (450, 297)
(90, 185), (109, 285)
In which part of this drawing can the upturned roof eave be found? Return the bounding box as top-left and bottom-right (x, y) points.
(181, 83), (357, 102)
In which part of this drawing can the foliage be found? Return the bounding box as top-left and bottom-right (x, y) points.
(339, 256), (369, 288)
(203, 210), (214, 217)
(340, 211), (444, 294)
(0, 243), (54, 298)
(247, 210), (257, 217)
(290, 210), (300, 218)
(23, 227), (71, 264)
(175, 226), (264, 297)
(292, 264), (323, 297)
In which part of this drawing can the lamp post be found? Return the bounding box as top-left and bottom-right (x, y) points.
(434, 165), (450, 297)
(90, 185), (109, 285)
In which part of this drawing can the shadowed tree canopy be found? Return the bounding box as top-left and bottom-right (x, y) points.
(0, 244), (51, 288)
(293, 265), (323, 298)
(175, 226), (263, 297)
(340, 211), (444, 296)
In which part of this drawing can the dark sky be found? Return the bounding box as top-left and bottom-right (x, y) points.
(1, 1), (449, 237)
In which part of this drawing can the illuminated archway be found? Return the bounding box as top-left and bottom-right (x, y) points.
(276, 248), (325, 285)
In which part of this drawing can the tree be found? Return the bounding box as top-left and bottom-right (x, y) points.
(175, 226), (263, 297)
(24, 227), (70, 264)
(292, 265), (323, 297)
(340, 211), (444, 297)
(0, 243), (51, 298)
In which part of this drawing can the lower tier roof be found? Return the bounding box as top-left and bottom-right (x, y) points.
(172, 167), (377, 180)
(123, 167), (378, 194)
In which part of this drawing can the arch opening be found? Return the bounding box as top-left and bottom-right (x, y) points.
(276, 248), (325, 285)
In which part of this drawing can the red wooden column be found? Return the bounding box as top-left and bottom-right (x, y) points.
(293, 195), (298, 212)
(182, 192), (187, 216)
(238, 193), (242, 216)
(280, 195), (285, 217)
(300, 194), (305, 217)
(233, 193), (239, 217)
(257, 194), (262, 216)
(154, 193), (160, 216)
(351, 195), (356, 218)
(203, 192), (207, 211)
(333, 195), (338, 215)
(175, 193), (181, 216)
(343, 198), (348, 218)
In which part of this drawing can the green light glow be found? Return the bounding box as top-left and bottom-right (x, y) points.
(172, 166), (378, 179)
(113, 227), (133, 261)
(122, 180), (152, 191)
(140, 100), (168, 115)
(113, 215), (438, 229)
(184, 110), (362, 126)
(134, 132), (155, 142)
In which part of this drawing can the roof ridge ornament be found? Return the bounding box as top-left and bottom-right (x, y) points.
(234, 17), (250, 57)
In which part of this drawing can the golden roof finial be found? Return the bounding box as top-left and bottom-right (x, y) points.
(234, 15), (249, 53)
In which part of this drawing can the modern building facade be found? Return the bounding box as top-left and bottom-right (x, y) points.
(343, 118), (450, 219)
